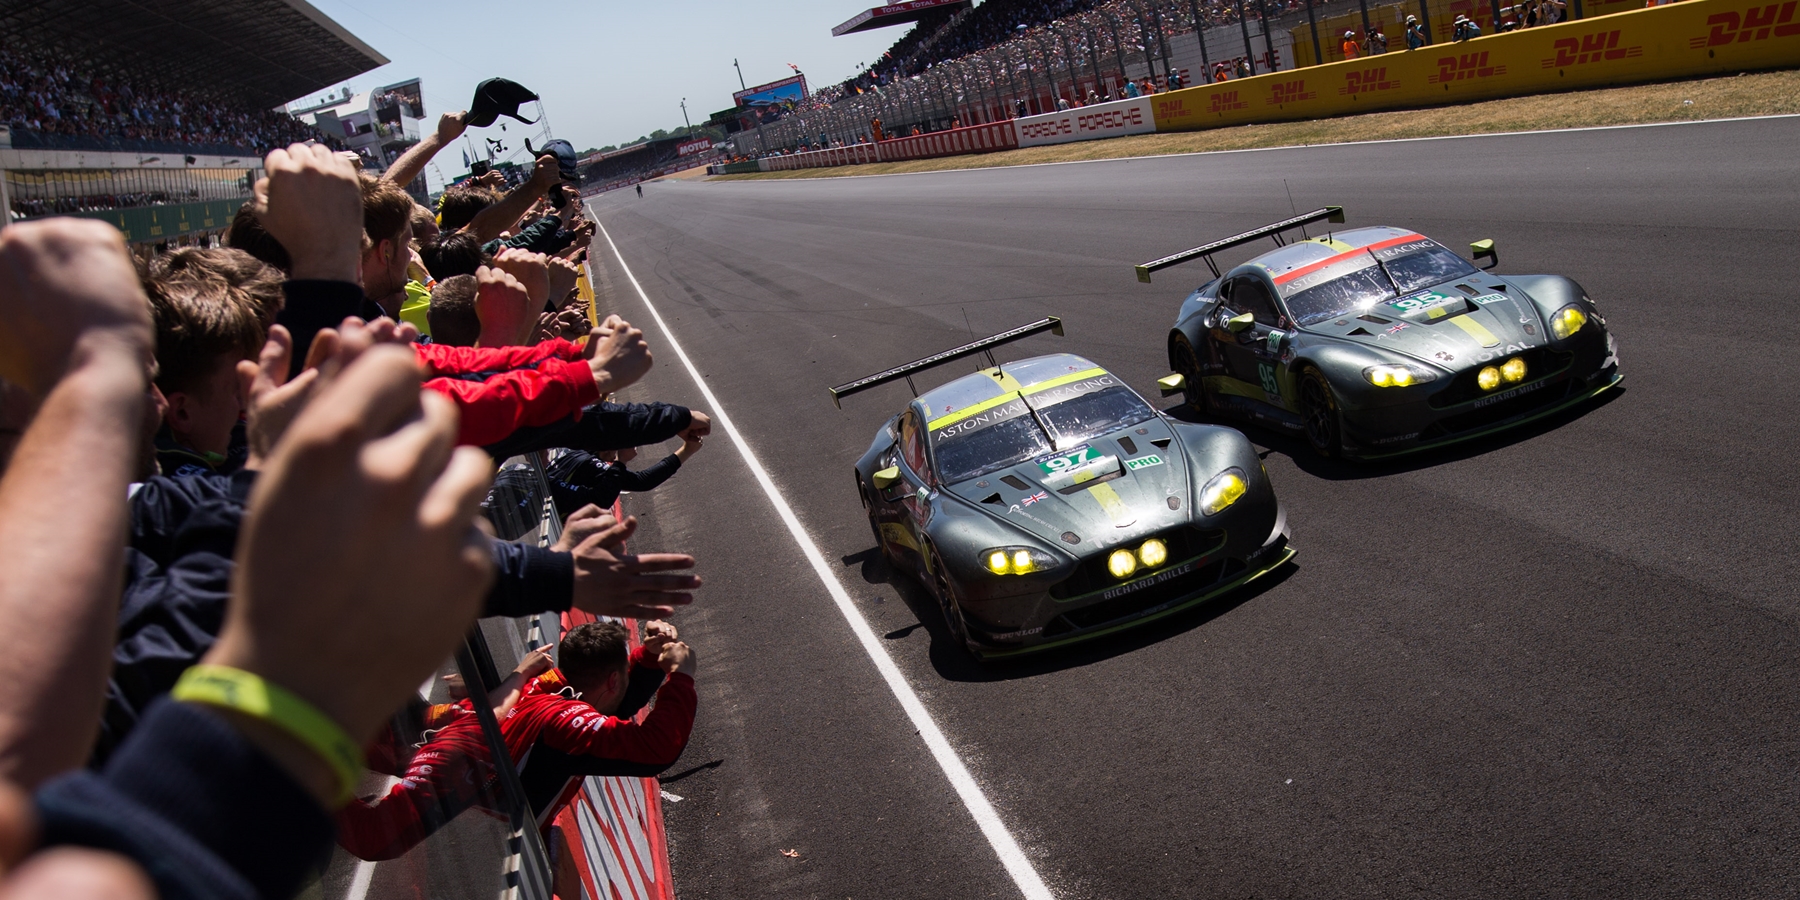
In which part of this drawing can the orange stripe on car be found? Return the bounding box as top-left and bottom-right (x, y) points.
(1271, 234), (1423, 286)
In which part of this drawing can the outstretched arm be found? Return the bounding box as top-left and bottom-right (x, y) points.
(383, 112), (467, 191)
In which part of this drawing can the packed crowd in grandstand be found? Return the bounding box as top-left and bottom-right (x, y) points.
(0, 44), (340, 155)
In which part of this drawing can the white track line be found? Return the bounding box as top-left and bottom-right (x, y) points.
(593, 218), (1055, 900)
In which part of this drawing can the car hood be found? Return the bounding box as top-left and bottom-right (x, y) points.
(944, 416), (1191, 552)
(1302, 283), (1546, 370)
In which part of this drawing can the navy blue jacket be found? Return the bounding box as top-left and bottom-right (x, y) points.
(94, 470), (575, 766)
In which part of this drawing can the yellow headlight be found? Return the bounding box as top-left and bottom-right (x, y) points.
(1477, 366), (1501, 391)
(1200, 471), (1247, 515)
(1551, 306), (1588, 340)
(1011, 549), (1034, 573)
(1107, 549), (1138, 579)
(1138, 538), (1168, 568)
(986, 550), (1010, 574)
(1369, 367), (1393, 387)
(1501, 357), (1527, 383)
(1391, 368), (1414, 387)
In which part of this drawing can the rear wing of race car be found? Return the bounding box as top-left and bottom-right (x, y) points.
(1135, 206), (1346, 283)
(828, 316), (1064, 408)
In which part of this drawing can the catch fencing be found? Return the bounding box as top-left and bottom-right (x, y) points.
(721, 0), (1800, 174)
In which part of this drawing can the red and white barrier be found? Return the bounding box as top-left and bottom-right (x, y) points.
(756, 119), (1020, 171)
(1014, 95), (1157, 148)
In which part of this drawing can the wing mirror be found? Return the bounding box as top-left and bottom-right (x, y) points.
(1470, 238), (1499, 270)
(1157, 373), (1186, 397)
(872, 466), (901, 490)
(1226, 312), (1256, 333)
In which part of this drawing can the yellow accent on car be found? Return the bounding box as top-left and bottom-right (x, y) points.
(1449, 314), (1501, 348)
(984, 369), (1026, 393)
(926, 391), (1021, 431)
(1022, 367), (1108, 396)
(1086, 482), (1134, 526)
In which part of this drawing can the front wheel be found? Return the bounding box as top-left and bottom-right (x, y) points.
(923, 543), (975, 655)
(1298, 366), (1344, 458)
(1170, 331), (1209, 416)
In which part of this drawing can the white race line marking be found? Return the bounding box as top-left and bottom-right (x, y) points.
(593, 218), (1055, 900)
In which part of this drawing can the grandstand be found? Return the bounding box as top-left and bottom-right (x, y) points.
(0, 0), (387, 241)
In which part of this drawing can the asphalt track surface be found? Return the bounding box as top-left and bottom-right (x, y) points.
(584, 117), (1800, 899)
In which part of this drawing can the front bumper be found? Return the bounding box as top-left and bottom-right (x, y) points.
(960, 513), (1294, 659)
(1340, 329), (1620, 459)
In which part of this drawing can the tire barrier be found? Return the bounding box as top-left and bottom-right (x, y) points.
(727, 0), (1800, 175)
(751, 119), (1020, 171)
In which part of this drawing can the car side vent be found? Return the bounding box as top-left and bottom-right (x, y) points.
(1357, 314), (1391, 324)
(980, 493), (1003, 506)
(1150, 438), (1171, 449)
(1118, 436), (1138, 455)
(1348, 327), (1372, 336)
(1455, 283), (1479, 296)
(1000, 475), (1029, 490)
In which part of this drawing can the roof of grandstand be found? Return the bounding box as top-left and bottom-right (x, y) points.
(832, 0), (972, 36)
(0, 0), (388, 110)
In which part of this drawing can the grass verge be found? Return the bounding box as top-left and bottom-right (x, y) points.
(710, 69), (1800, 181)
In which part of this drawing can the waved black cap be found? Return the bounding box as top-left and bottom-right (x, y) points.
(467, 78), (540, 127)
(526, 138), (580, 181)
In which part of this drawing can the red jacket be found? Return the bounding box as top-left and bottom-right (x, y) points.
(412, 339), (600, 448)
(335, 647), (694, 860)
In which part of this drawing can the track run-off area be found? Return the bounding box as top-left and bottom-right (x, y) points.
(585, 116), (1800, 899)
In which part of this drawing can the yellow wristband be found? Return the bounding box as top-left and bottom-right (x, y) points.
(171, 665), (364, 805)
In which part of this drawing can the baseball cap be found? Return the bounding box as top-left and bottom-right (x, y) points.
(526, 138), (580, 181)
(467, 78), (540, 128)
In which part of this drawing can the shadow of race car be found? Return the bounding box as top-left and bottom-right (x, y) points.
(1139, 207), (1622, 459)
(829, 318), (1294, 659)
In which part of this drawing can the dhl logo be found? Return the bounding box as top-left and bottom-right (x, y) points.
(1542, 29), (1644, 67)
(1266, 80), (1317, 105)
(1688, 2), (1800, 47)
(1155, 97), (1189, 118)
(1210, 90), (1248, 113)
(1338, 67), (1400, 95)
(1428, 51), (1508, 83)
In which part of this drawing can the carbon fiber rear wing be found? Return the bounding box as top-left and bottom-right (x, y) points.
(1135, 206), (1346, 283)
(828, 316), (1064, 408)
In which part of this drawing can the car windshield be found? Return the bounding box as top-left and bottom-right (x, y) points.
(929, 398), (1052, 484)
(1025, 375), (1155, 449)
(1372, 240), (1482, 294)
(1279, 239), (1483, 326)
(1281, 259), (1396, 326)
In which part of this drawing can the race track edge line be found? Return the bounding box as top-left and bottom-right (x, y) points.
(592, 216), (1057, 900)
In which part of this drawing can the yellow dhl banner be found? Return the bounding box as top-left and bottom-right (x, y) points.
(1152, 0), (1800, 132)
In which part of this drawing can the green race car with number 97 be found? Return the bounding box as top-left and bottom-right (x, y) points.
(829, 318), (1294, 659)
(1141, 207), (1622, 458)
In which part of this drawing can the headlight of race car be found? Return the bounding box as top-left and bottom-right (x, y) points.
(1550, 304), (1589, 340)
(982, 546), (1057, 575)
(1362, 364), (1439, 387)
(1199, 467), (1248, 516)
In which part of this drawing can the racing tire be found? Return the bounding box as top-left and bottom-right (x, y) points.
(923, 542), (977, 657)
(1298, 366), (1344, 458)
(1169, 332), (1208, 416)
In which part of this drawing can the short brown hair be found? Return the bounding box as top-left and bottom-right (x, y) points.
(559, 622), (630, 686)
(436, 185), (501, 231)
(146, 274), (266, 396)
(420, 231), (488, 281)
(361, 174), (415, 248)
(427, 275), (480, 347)
(148, 247), (285, 330)
(225, 202), (290, 273)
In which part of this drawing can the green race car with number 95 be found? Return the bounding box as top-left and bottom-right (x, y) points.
(829, 318), (1294, 659)
(1141, 207), (1622, 458)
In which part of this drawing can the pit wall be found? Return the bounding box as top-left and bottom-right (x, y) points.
(720, 0), (1800, 175)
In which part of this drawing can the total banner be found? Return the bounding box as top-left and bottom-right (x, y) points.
(1151, 0), (1800, 133)
(1014, 95), (1157, 148)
